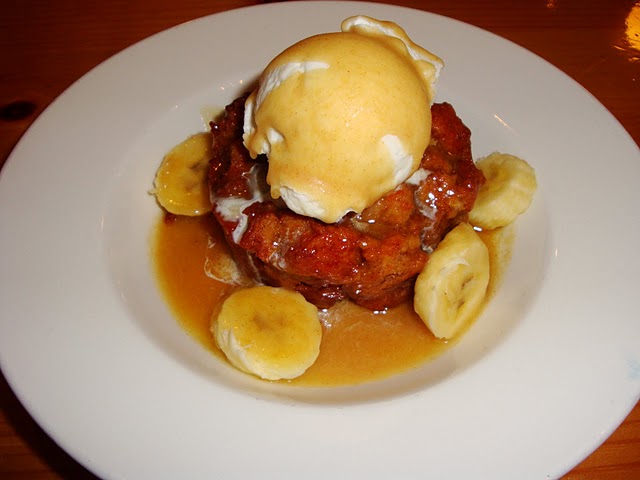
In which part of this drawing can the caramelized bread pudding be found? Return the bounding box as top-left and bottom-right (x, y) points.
(208, 95), (484, 311)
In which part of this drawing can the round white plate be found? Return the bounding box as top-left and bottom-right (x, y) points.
(1, 2), (639, 479)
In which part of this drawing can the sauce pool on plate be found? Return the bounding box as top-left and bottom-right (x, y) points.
(152, 214), (511, 386)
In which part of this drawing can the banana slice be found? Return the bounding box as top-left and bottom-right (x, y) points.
(469, 152), (537, 230)
(153, 132), (212, 216)
(414, 222), (490, 339)
(212, 286), (322, 380)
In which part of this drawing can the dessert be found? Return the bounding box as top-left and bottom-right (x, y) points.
(152, 16), (537, 382)
(210, 93), (484, 314)
(242, 16), (443, 223)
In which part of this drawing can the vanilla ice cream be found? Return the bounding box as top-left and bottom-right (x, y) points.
(243, 16), (444, 223)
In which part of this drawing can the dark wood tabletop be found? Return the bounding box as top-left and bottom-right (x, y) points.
(1, 0), (638, 478)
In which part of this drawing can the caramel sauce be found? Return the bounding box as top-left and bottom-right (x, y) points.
(152, 214), (510, 386)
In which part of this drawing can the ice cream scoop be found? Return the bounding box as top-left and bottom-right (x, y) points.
(243, 15), (444, 223)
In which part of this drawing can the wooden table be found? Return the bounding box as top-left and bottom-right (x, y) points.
(1, 0), (638, 478)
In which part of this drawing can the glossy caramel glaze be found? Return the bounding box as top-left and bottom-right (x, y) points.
(209, 97), (484, 311)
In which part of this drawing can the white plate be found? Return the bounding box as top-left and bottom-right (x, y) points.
(1, 2), (639, 478)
